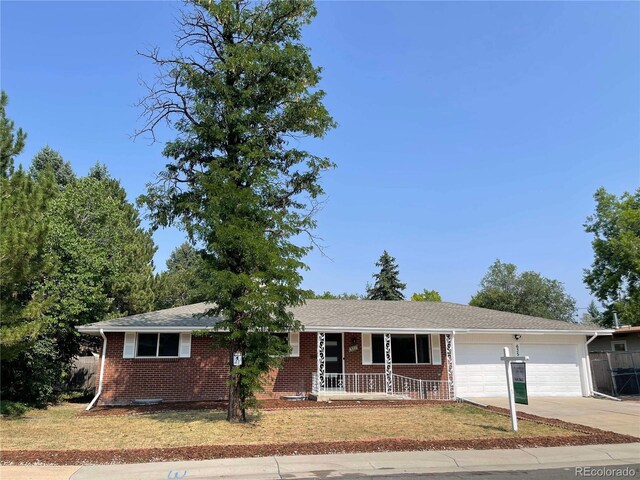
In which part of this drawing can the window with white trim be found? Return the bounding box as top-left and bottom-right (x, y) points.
(136, 333), (180, 357)
(371, 334), (431, 364)
(611, 340), (627, 352)
(269, 332), (300, 357)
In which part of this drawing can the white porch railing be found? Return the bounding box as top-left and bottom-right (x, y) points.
(311, 372), (451, 400)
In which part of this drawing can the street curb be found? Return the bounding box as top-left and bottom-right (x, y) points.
(2, 443), (638, 480)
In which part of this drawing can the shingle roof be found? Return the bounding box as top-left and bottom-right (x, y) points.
(77, 300), (609, 334)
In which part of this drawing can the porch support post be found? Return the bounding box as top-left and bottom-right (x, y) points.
(384, 333), (393, 395)
(445, 333), (456, 400)
(317, 332), (325, 392)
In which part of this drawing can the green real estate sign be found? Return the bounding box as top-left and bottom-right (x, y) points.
(511, 362), (528, 405)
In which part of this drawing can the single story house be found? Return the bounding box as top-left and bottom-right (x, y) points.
(588, 326), (640, 353)
(77, 300), (612, 407)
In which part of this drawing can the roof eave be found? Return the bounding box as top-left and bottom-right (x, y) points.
(76, 325), (614, 335)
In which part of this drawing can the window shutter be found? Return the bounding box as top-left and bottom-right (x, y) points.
(179, 332), (192, 358)
(431, 334), (442, 365)
(123, 332), (136, 358)
(289, 332), (300, 357)
(362, 333), (372, 365)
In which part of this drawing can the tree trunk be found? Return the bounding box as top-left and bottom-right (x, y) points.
(227, 345), (244, 422)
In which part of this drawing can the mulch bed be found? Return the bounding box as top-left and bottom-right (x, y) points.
(3, 401), (638, 466)
(83, 398), (451, 416)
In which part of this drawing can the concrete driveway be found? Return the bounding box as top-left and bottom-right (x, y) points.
(477, 396), (640, 437)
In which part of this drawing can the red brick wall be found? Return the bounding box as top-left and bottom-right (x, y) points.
(258, 332), (319, 399)
(98, 332), (448, 405)
(99, 333), (229, 405)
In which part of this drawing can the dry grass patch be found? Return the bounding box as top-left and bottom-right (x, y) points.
(1, 402), (577, 451)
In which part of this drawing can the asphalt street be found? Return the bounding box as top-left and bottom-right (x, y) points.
(322, 464), (640, 480)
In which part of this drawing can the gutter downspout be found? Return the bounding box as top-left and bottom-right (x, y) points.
(86, 329), (107, 411)
(584, 332), (598, 396)
(584, 332), (621, 401)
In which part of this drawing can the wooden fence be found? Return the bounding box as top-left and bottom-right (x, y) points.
(590, 351), (640, 397)
(68, 355), (99, 393)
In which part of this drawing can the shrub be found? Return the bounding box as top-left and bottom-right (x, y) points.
(0, 400), (29, 417)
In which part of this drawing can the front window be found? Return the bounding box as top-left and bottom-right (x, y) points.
(372, 334), (431, 364)
(136, 333), (180, 357)
(270, 333), (291, 356)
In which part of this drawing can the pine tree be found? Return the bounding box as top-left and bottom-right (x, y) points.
(0, 91), (26, 178)
(29, 146), (75, 187)
(138, 0), (335, 421)
(366, 251), (406, 300)
(0, 94), (57, 359)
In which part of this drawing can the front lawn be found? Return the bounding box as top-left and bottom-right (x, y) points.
(2, 402), (573, 451)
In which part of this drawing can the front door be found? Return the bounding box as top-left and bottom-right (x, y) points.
(325, 333), (343, 389)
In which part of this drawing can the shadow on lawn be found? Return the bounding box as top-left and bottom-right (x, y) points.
(144, 409), (263, 426)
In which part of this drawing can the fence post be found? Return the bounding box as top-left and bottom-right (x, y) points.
(607, 352), (618, 397)
(631, 353), (640, 395)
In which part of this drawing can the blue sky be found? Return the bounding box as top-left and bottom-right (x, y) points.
(2, 1), (639, 313)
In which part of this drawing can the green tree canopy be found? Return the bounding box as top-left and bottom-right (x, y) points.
(470, 260), (577, 322)
(308, 291), (361, 300)
(584, 187), (640, 327)
(0, 168), (57, 360)
(3, 172), (157, 405)
(138, 0), (335, 421)
(154, 243), (208, 309)
(366, 251), (406, 301)
(43, 174), (156, 330)
(0, 91), (26, 178)
(29, 146), (75, 187)
(87, 161), (110, 181)
(411, 289), (442, 302)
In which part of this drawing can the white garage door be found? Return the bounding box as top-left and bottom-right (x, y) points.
(456, 342), (583, 398)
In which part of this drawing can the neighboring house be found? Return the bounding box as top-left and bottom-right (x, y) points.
(587, 326), (640, 397)
(77, 300), (611, 406)
(588, 326), (640, 353)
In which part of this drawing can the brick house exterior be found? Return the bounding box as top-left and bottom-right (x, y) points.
(98, 331), (448, 405)
(79, 300), (606, 407)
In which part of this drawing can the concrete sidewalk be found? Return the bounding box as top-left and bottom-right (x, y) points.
(2, 443), (639, 480)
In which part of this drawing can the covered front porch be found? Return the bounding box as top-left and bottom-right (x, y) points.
(309, 331), (456, 401)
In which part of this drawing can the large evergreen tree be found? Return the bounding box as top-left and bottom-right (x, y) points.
(0, 92), (57, 361)
(154, 243), (208, 309)
(0, 91), (26, 178)
(29, 146), (76, 188)
(470, 260), (577, 322)
(584, 187), (640, 327)
(0, 168), (57, 361)
(366, 251), (406, 300)
(138, 0), (335, 421)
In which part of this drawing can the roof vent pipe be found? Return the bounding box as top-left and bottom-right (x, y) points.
(613, 312), (620, 329)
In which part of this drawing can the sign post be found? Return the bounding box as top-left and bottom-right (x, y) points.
(500, 347), (529, 432)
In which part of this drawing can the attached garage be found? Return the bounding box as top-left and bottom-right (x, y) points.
(455, 334), (589, 398)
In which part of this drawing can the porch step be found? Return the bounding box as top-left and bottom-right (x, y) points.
(309, 393), (410, 402)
